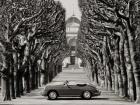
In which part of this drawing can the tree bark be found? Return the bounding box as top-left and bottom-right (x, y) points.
(16, 70), (21, 97)
(114, 70), (119, 94)
(19, 75), (24, 95)
(102, 36), (108, 90)
(113, 36), (122, 95)
(127, 29), (140, 103)
(1, 76), (11, 101)
(119, 34), (128, 97)
(38, 70), (41, 87)
(43, 61), (49, 84)
(24, 67), (31, 93)
(12, 52), (18, 99)
(31, 63), (36, 90)
(124, 34), (135, 100)
(35, 69), (39, 89)
(107, 64), (112, 91)
(10, 60), (16, 99)
(95, 64), (99, 84)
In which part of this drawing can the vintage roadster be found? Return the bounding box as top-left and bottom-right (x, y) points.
(42, 80), (101, 100)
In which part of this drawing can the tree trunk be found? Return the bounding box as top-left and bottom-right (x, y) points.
(19, 75), (24, 95)
(12, 52), (18, 99)
(16, 70), (24, 97)
(118, 71), (123, 96)
(38, 68), (41, 87)
(35, 64), (39, 89)
(52, 63), (55, 79)
(24, 67), (31, 93)
(16, 70), (21, 97)
(106, 37), (113, 91)
(36, 70), (39, 89)
(55, 64), (58, 75)
(43, 70), (48, 85)
(92, 71), (95, 82)
(95, 64), (99, 84)
(49, 67), (53, 82)
(107, 64), (112, 91)
(114, 70), (119, 94)
(43, 61), (49, 84)
(10, 61), (16, 99)
(22, 42), (31, 92)
(1, 53), (12, 101)
(31, 63), (36, 90)
(104, 69), (108, 90)
(58, 65), (62, 73)
(54, 64), (57, 77)
(102, 36), (108, 90)
(124, 34), (135, 100)
(119, 34), (128, 97)
(127, 29), (140, 103)
(1, 76), (11, 101)
(113, 36), (121, 94)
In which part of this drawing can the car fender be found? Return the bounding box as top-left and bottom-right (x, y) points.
(47, 90), (59, 96)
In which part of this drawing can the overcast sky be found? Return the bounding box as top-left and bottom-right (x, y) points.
(54, 0), (81, 20)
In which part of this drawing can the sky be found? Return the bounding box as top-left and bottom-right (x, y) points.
(54, 0), (81, 20)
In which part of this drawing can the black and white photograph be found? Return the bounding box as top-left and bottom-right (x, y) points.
(0, 0), (139, 105)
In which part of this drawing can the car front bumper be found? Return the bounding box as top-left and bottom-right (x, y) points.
(94, 91), (101, 96)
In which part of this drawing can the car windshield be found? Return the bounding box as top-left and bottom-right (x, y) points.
(67, 81), (88, 85)
(68, 81), (77, 85)
(47, 82), (64, 86)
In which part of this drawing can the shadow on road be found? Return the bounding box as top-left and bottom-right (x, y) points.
(51, 97), (109, 100)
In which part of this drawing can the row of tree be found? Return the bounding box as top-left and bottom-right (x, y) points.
(0, 0), (68, 101)
(78, 0), (140, 103)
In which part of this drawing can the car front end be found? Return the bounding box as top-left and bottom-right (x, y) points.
(93, 89), (101, 96)
(89, 84), (101, 96)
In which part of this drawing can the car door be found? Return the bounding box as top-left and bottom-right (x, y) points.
(67, 84), (82, 96)
(57, 84), (72, 96)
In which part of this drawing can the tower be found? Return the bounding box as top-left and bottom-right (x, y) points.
(66, 15), (80, 65)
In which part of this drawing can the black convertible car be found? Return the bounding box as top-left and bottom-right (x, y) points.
(42, 80), (101, 100)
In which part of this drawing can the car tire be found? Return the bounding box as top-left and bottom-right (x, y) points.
(48, 91), (58, 100)
(82, 91), (92, 99)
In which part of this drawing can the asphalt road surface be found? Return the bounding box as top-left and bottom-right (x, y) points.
(0, 67), (136, 105)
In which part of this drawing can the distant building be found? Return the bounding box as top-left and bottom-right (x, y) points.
(63, 15), (82, 67)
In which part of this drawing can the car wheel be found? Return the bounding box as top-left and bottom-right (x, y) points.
(48, 91), (58, 100)
(82, 91), (91, 99)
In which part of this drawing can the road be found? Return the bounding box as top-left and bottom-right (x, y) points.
(0, 67), (136, 105)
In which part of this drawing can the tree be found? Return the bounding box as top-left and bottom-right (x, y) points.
(0, 0), (67, 101)
(78, 0), (140, 103)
